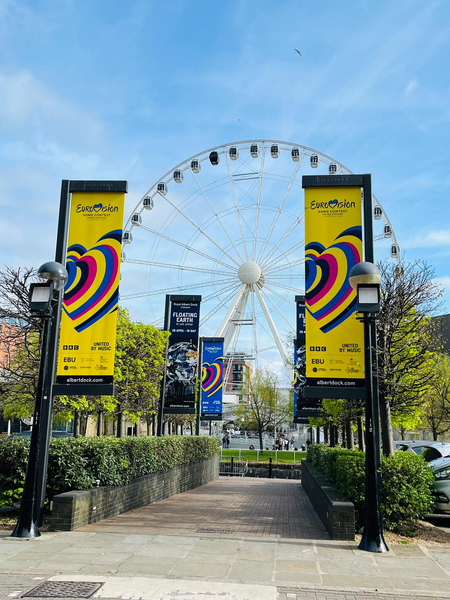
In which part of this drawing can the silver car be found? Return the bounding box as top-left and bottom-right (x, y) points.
(429, 456), (450, 513)
(399, 441), (450, 463)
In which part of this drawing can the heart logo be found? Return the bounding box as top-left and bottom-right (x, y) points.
(329, 199), (338, 209)
(93, 204), (103, 212)
(305, 226), (362, 333)
(63, 229), (122, 332)
(202, 357), (224, 397)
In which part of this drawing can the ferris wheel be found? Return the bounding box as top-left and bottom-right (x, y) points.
(120, 140), (400, 385)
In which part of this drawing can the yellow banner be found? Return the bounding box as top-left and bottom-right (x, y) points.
(56, 191), (125, 385)
(304, 186), (364, 390)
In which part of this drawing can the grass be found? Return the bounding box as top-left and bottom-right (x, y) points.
(220, 449), (307, 463)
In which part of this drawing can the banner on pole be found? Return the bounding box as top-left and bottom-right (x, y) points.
(56, 189), (125, 387)
(201, 338), (224, 420)
(303, 185), (364, 396)
(164, 297), (201, 414)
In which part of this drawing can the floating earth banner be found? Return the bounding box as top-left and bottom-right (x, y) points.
(164, 299), (201, 414)
(304, 186), (365, 392)
(56, 191), (125, 385)
(201, 339), (224, 420)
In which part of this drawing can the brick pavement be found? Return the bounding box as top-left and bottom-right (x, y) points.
(79, 477), (329, 540)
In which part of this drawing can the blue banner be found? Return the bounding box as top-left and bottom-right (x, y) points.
(201, 339), (224, 420)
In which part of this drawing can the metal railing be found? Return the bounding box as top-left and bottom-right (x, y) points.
(220, 447), (301, 463)
(219, 456), (248, 476)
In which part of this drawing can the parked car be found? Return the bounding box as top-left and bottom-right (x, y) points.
(428, 456), (450, 513)
(395, 440), (450, 463)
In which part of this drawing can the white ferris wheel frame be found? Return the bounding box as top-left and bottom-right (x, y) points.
(122, 140), (401, 385)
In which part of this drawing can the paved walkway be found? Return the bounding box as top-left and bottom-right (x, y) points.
(79, 478), (329, 540)
(1, 477), (450, 599)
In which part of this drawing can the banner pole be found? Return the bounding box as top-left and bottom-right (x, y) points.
(158, 295), (171, 436)
(196, 337), (203, 435)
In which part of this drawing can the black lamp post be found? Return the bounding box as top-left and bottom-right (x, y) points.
(348, 262), (388, 553)
(11, 261), (68, 538)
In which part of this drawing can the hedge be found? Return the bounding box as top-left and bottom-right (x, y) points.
(0, 435), (220, 507)
(306, 444), (434, 531)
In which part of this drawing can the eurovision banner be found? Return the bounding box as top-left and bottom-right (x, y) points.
(304, 186), (365, 393)
(201, 338), (224, 420)
(164, 297), (201, 414)
(56, 190), (125, 386)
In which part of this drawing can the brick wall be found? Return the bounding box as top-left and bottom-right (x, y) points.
(52, 455), (219, 531)
(301, 459), (355, 540)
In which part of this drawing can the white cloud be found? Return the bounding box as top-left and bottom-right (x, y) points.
(405, 78), (419, 95)
(402, 230), (450, 249)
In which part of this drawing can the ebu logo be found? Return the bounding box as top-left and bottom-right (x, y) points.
(310, 199), (355, 210)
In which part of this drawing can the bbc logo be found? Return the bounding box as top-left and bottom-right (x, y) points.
(310, 346), (326, 352)
(63, 345), (79, 351)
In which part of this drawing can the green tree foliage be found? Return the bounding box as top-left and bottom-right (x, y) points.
(377, 260), (442, 456)
(422, 354), (450, 440)
(235, 367), (290, 450)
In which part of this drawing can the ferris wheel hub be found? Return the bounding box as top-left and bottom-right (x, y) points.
(238, 261), (262, 285)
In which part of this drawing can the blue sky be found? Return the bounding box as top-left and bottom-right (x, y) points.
(1, 0), (449, 347)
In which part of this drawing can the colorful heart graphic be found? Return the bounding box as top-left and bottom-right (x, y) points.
(93, 204), (103, 212)
(329, 199), (338, 209)
(202, 357), (224, 397)
(63, 229), (122, 332)
(305, 226), (362, 333)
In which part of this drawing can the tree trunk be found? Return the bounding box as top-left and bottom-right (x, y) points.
(324, 426), (329, 444)
(341, 425), (346, 448)
(433, 427), (438, 441)
(73, 411), (79, 437)
(97, 412), (103, 437)
(258, 428), (264, 450)
(357, 416), (365, 452)
(117, 412), (123, 438)
(316, 427), (320, 444)
(346, 420), (354, 450)
(330, 425), (336, 447)
(379, 394), (395, 456)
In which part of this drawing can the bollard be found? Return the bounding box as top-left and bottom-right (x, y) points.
(269, 457), (273, 479)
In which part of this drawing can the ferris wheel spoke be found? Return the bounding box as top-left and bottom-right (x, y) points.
(264, 258), (305, 274)
(256, 159), (302, 264)
(264, 284), (296, 308)
(252, 147), (266, 260)
(200, 285), (242, 327)
(260, 217), (303, 269)
(138, 224), (237, 271)
(265, 274), (304, 280)
(123, 258), (234, 277)
(263, 239), (304, 272)
(253, 285), (292, 378)
(189, 168), (245, 263)
(260, 288), (295, 333)
(120, 277), (232, 300)
(157, 191), (241, 267)
(265, 280), (301, 294)
(225, 153), (250, 261)
(250, 289), (259, 371)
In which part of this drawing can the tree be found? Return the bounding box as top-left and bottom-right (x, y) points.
(422, 354), (450, 440)
(235, 367), (290, 450)
(377, 260), (442, 456)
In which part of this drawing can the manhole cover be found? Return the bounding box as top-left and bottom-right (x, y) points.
(23, 581), (103, 598)
(197, 528), (235, 534)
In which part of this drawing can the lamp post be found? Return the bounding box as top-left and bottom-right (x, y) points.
(11, 262), (68, 538)
(348, 262), (388, 553)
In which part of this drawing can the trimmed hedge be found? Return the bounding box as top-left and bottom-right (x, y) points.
(0, 435), (220, 506)
(307, 444), (434, 531)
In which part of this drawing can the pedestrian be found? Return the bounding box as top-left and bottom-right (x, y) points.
(222, 434), (227, 447)
(291, 435), (295, 446)
(301, 443), (306, 451)
(306, 438), (311, 448)
(226, 434), (230, 448)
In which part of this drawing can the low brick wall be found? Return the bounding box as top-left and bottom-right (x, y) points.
(246, 463), (301, 479)
(52, 455), (219, 531)
(301, 459), (355, 540)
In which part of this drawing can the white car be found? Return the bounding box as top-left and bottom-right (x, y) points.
(429, 456), (450, 513)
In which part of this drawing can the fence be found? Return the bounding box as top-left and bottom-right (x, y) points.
(219, 457), (248, 477)
(220, 447), (301, 463)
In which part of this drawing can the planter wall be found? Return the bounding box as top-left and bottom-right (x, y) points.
(52, 455), (219, 531)
(301, 459), (355, 540)
(246, 463), (301, 479)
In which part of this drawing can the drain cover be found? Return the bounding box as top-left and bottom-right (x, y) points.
(23, 581), (102, 598)
(197, 528), (235, 534)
